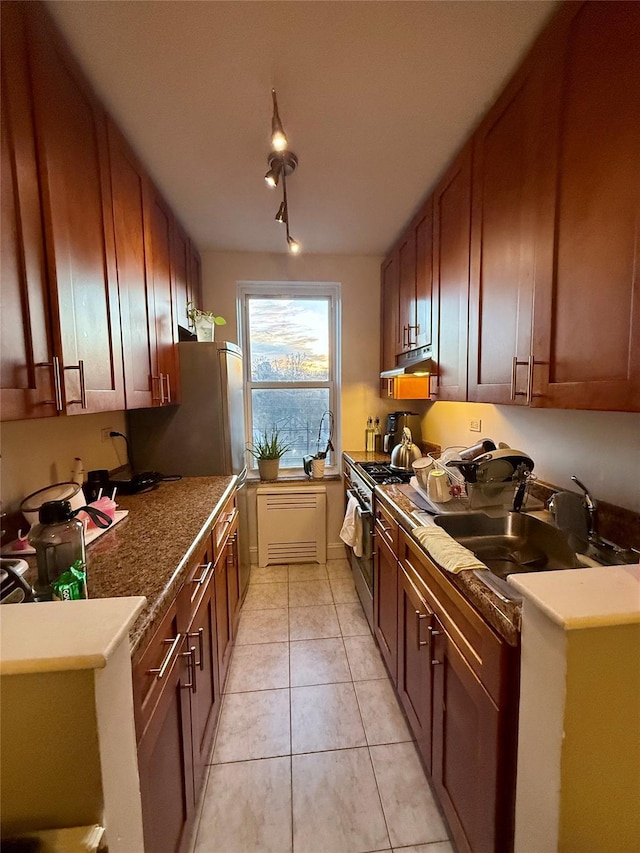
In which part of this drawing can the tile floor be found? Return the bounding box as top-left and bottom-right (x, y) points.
(191, 558), (453, 853)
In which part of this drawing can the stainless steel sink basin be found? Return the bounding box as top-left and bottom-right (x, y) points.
(434, 512), (581, 580)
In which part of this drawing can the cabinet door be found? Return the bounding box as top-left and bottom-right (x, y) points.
(135, 605), (194, 853)
(188, 242), (203, 316)
(432, 146), (472, 402)
(398, 231), (416, 353)
(107, 123), (157, 409)
(374, 534), (398, 683)
(414, 201), (434, 351)
(27, 6), (125, 415)
(188, 571), (221, 800)
(0, 3), (56, 421)
(214, 546), (232, 690)
(396, 565), (433, 773)
(431, 619), (502, 853)
(172, 222), (191, 334)
(146, 187), (180, 405)
(468, 52), (544, 405)
(532, 1), (640, 411)
(226, 524), (241, 637)
(380, 251), (399, 372)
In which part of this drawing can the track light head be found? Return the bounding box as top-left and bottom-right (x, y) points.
(270, 89), (288, 151)
(275, 202), (287, 224)
(287, 235), (301, 255)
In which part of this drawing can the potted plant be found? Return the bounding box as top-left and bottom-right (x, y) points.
(246, 429), (291, 481)
(186, 301), (227, 342)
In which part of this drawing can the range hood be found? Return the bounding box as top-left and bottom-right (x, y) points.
(380, 345), (435, 378)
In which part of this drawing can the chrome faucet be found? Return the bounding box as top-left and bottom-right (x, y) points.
(570, 475), (598, 538)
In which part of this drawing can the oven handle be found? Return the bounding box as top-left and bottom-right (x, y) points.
(347, 487), (370, 514)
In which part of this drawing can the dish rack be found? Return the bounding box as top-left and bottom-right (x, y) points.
(428, 447), (521, 510)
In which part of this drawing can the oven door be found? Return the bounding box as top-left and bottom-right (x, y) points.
(346, 489), (375, 631)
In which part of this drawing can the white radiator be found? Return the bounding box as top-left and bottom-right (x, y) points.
(256, 485), (327, 567)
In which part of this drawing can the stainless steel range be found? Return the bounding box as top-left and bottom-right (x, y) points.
(343, 461), (413, 630)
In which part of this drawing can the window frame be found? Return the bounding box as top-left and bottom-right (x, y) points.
(237, 281), (342, 477)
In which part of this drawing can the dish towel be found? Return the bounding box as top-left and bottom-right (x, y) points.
(412, 525), (486, 574)
(340, 494), (363, 557)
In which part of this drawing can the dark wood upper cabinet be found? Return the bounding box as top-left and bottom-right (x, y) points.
(172, 222), (191, 334)
(467, 47), (545, 405)
(380, 251), (399, 372)
(398, 231), (417, 353)
(531, 0), (640, 411)
(432, 145), (472, 402)
(0, 2), (56, 421)
(414, 200), (434, 351)
(26, 4), (125, 415)
(108, 123), (157, 409)
(188, 243), (203, 316)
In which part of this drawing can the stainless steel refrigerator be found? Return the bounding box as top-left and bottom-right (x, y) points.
(127, 341), (250, 594)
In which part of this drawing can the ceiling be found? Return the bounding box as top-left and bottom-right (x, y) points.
(47, 0), (557, 256)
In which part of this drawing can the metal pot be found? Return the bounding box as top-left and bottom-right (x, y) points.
(390, 427), (423, 472)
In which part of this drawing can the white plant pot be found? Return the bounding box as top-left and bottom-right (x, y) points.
(194, 316), (215, 342)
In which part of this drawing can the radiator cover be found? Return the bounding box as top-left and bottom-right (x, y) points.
(256, 485), (327, 567)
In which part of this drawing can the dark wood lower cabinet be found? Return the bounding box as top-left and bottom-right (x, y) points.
(133, 492), (240, 852)
(374, 535), (398, 682)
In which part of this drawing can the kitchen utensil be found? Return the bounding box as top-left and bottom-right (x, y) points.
(448, 449), (534, 484)
(458, 439), (496, 461)
(412, 456), (434, 490)
(427, 469), (452, 503)
(390, 427), (423, 472)
(20, 482), (86, 529)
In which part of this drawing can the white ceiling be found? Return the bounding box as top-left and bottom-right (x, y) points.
(47, 0), (557, 256)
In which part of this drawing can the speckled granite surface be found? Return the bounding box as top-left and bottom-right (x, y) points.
(23, 476), (236, 656)
(343, 451), (521, 646)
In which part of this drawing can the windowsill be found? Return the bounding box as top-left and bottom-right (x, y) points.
(246, 470), (341, 484)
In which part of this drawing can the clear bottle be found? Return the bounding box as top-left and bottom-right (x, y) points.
(365, 417), (375, 452)
(28, 500), (86, 601)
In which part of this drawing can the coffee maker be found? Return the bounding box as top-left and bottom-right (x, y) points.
(383, 412), (422, 454)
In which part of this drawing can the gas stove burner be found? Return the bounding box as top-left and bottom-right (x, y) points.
(359, 462), (412, 485)
(382, 476), (403, 485)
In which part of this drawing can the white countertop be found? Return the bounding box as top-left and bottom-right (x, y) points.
(508, 564), (640, 629)
(0, 596), (146, 675)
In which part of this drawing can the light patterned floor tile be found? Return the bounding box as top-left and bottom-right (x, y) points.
(292, 748), (390, 853)
(288, 578), (333, 607)
(250, 564), (289, 584)
(212, 689), (290, 763)
(288, 604), (340, 640)
(336, 601), (370, 636)
(370, 742), (449, 848)
(290, 637), (351, 687)
(329, 576), (360, 603)
(354, 679), (412, 745)
(224, 642), (289, 693)
(344, 634), (388, 680)
(235, 608), (289, 645)
(291, 682), (366, 753)
(195, 757), (292, 853)
(288, 563), (328, 582)
(242, 581), (288, 611)
(392, 843), (454, 853)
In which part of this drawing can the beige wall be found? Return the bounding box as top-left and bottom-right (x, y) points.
(1, 410), (128, 514)
(201, 250), (393, 456)
(422, 402), (640, 512)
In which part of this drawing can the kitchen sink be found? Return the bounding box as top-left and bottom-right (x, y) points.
(434, 512), (582, 580)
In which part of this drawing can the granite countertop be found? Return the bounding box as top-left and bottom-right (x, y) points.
(343, 451), (521, 645)
(22, 476), (236, 656)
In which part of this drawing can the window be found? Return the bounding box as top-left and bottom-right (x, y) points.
(238, 282), (341, 473)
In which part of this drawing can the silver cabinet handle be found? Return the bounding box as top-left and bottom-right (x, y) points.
(416, 610), (428, 650)
(428, 373), (438, 398)
(510, 356), (528, 401)
(182, 645), (197, 693)
(64, 359), (87, 408)
(147, 634), (182, 680)
(165, 371), (172, 403)
(151, 374), (163, 404)
(38, 356), (63, 411)
(188, 627), (205, 670)
(191, 561), (213, 586)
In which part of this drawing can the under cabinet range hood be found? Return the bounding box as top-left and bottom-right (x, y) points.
(380, 345), (435, 378)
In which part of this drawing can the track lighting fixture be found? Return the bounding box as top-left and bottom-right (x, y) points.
(265, 90), (301, 254)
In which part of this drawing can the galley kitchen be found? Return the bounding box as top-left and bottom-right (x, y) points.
(1, 2), (639, 853)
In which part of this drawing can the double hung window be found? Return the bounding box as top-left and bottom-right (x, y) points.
(238, 282), (341, 473)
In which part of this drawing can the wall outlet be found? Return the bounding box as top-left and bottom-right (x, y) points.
(100, 427), (113, 443)
(469, 418), (482, 433)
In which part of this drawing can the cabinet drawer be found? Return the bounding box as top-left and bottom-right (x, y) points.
(212, 493), (237, 563)
(399, 529), (508, 705)
(374, 498), (398, 555)
(179, 533), (215, 621)
(132, 597), (185, 743)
